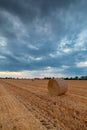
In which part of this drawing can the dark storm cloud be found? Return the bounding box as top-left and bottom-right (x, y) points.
(0, 0), (77, 22)
(0, 0), (87, 77)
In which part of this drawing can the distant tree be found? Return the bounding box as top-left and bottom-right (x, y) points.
(80, 76), (87, 80)
(44, 77), (52, 80)
(69, 77), (73, 80)
(64, 77), (69, 80)
(74, 76), (79, 80)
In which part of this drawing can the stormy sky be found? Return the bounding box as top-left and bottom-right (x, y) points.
(0, 0), (87, 78)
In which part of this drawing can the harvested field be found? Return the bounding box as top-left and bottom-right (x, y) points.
(0, 79), (87, 130)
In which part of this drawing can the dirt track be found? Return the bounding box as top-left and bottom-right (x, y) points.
(0, 79), (87, 130)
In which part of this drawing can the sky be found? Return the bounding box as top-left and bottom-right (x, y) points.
(0, 0), (87, 78)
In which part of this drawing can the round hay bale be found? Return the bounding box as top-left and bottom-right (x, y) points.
(48, 78), (68, 96)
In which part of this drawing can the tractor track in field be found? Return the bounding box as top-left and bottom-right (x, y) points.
(2, 81), (60, 130)
(0, 82), (47, 130)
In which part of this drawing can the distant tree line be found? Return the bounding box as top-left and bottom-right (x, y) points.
(64, 76), (87, 80)
(0, 76), (87, 80)
(0, 77), (19, 79)
(44, 76), (87, 80)
(44, 77), (54, 80)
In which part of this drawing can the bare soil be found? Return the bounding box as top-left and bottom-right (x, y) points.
(0, 79), (87, 130)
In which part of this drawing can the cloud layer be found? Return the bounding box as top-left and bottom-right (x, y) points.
(0, 0), (87, 77)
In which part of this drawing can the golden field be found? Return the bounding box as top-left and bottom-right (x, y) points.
(0, 79), (87, 130)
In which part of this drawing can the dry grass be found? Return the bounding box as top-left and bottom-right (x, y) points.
(0, 79), (87, 130)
